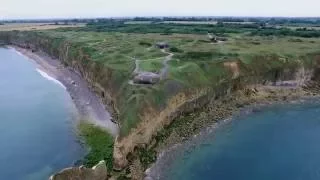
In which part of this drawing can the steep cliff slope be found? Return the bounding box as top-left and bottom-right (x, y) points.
(1, 30), (320, 177)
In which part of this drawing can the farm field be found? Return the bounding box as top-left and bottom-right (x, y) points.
(0, 23), (85, 31)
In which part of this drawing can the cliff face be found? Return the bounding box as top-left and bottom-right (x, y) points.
(1, 31), (121, 118)
(1, 31), (319, 173)
(113, 62), (316, 169)
(50, 160), (108, 180)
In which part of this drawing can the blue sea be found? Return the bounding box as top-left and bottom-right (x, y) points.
(165, 100), (320, 180)
(0, 48), (84, 180)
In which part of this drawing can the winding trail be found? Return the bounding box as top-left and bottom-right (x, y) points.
(133, 57), (140, 75)
(129, 48), (174, 85)
(159, 49), (174, 80)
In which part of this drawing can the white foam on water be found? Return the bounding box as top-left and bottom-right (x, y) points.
(11, 48), (22, 55)
(9, 48), (27, 58)
(36, 68), (66, 90)
(9, 48), (35, 62)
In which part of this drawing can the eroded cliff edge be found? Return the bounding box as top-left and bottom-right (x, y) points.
(2, 30), (320, 179)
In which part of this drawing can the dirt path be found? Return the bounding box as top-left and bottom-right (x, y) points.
(129, 49), (174, 85)
(159, 49), (174, 80)
(133, 57), (140, 74)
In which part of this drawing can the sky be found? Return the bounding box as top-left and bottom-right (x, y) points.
(1, 0), (320, 19)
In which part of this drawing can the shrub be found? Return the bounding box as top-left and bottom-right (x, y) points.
(78, 122), (114, 171)
(169, 46), (184, 53)
(138, 41), (152, 47)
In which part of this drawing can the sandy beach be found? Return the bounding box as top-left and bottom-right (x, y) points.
(10, 46), (119, 136)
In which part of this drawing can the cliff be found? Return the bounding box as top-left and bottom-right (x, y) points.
(1, 30), (320, 177)
(50, 160), (108, 180)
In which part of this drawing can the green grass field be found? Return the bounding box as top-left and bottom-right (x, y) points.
(40, 30), (320, 75)
(3, 23), (320, 136)
(3, 22), (320, 177)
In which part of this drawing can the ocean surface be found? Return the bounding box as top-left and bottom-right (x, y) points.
(164, 101), (320, 180)
(0, 48), (84, 179)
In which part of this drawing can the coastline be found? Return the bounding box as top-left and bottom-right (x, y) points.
(36, 68), (67, 90)
(148, 97), (320, 180)
(5, 46), (320, 179)
(9, 46), (119, 136)
(144, 84), (320, 180)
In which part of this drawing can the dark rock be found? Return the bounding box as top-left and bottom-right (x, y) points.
(49, 160), (108, 180)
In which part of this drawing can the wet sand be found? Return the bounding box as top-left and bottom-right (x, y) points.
(10, 46), (119, 136)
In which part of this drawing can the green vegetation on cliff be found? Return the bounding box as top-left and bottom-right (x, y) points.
(78, 122), (114, 171)
(1, 25), (320, 137)
(2, 21), (320, 176)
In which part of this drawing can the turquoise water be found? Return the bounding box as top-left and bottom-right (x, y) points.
(166, 101), (320, 180)
(0, 48), (84, 180)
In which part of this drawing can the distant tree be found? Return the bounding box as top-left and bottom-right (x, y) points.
(257, 22), (266, 28)
(139, 41), (152, 47)
(169, 46), (183, 53)
(217, 21), (224, 27)
(72, 19), (79, 23)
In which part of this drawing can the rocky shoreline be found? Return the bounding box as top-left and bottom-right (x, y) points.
(10, 46), (119, 136)
(7, 46), (118, 179)
(143, 83), (320, 180)
(6, 45), (320, 180)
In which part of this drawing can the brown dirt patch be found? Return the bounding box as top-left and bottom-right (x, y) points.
(224, 61), (240, 78)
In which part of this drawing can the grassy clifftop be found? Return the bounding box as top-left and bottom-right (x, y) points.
(1, 26), (320, 174)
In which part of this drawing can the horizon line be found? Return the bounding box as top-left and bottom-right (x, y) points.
(1, 15), (320, 21)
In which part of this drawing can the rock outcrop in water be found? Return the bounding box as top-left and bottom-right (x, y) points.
(49, 160), (108, 180)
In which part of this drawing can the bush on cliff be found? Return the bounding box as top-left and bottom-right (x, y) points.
(78, 122), (114, 171)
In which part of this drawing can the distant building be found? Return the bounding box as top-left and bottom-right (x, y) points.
(207, 33), (228, 43)
(207, 33), (217, 42)
(155, 42), (169, 49)
(133, 72), (160, 84)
